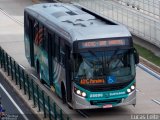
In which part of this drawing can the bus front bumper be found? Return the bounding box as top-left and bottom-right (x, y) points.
(72, 90), (136, 109)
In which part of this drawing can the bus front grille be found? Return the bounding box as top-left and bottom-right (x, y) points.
(90, 99), (122, 105)
(81, 83), (129, 92)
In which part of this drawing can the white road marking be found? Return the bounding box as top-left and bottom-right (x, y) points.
(0, 83), (29, 120)
(31, 74), (38, 79)
(0, 8), (23, 26)
(151, 99), (160, 105)
(138, 63), (160, 80)
(19, 64), (25, 70)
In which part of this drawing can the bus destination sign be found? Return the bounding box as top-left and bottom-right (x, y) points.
(80, 79), (105, 85)
(79, 39), (125, 49)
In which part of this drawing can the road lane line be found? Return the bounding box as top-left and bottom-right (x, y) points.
(0, 83), (29, 120)
(138, 64), (160, 80)
(151, 99), (160, 105)
(31, 74), (38, 79)
(0, 8), (23, 26)
(19, 64), (25, 70)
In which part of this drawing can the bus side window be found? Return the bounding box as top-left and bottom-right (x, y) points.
(52, 34), (55, 57)
(43, 27), (48, 52)
(60, 38), (65, 66)
(24, 12), (29, 36)
(38, 24), (44, 49)
(28, 16), (35, 43)
(33, 20), (39, 45)
(54, 34), (60, 62)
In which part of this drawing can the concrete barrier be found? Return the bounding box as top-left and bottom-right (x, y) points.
(140, 57), (160, 74)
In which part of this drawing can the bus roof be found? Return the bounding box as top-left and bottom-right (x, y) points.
(25, 3), (131, 41)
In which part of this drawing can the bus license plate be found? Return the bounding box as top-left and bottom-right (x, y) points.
(103, 104), (112, 108)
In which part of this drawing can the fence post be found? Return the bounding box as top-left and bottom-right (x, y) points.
(6, 53), (9, 76)
(10, 57), (13, 80)
(0, 47), (2, 67)
(0, 48), (2, 68)
(18, 66), (22, 89)
(67, 116), (70, 120)
(53, 103), (57, 120)
(26, 75), (31, 100)
(31, 79), (36, 107)
(3, 51), (6, 72)
(36, 85), (40, 112)
(22, 70), (26, 94)
(60, 109), (63, 120)
(14, 61), (18, 85)
(42, 91), (46, 118)
(47, 96), (51, 120)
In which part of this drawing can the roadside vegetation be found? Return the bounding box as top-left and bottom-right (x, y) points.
(134, 44), (160, 67)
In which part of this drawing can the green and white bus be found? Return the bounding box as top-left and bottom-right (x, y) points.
(24, 3), (139, 109)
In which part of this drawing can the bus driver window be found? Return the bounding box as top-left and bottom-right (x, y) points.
(77, 58), (93, 79)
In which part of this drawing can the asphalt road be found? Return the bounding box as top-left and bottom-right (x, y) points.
(0, 72), (39, 120)
(0, 0), (160, 120)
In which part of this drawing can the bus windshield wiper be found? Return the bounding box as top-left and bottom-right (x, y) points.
(108, 48), (120, 64)
(88, 50), (102, 64)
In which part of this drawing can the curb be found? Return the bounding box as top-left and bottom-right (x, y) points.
(140, 57), (160, 75)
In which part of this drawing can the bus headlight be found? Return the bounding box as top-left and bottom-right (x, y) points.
(74, 87), (87, 98)
(127, 84), (136, 93)
(131, 85), (135, 90)
(82, 92), (86, 97)
(127, 89), (131, 93)
(76, 90), (81, 95)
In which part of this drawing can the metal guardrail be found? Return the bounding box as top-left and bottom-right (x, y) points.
(0, 46), (71, 120)
(71, 0), (160, 48)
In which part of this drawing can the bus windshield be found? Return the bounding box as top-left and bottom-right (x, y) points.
(73, 49), (135, 84)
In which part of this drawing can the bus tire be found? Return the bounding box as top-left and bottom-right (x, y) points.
(61, 83), (66, 104)
(68, 104), (73, 110)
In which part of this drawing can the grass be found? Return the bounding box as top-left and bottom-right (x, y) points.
(134, 43), (160, 67)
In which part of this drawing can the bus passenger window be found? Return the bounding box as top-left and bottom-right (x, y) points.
(43, 27), (48, 52)
(60, 38), (65, 66)
(33, 21), (39, 45)
(24, 13), (29, 36)
(54, 35), (60, 61)
(38, 24), (44, 49)
(52, 34), (55, 57)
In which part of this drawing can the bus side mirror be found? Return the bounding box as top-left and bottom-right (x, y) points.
(133, 48), (139, 64)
